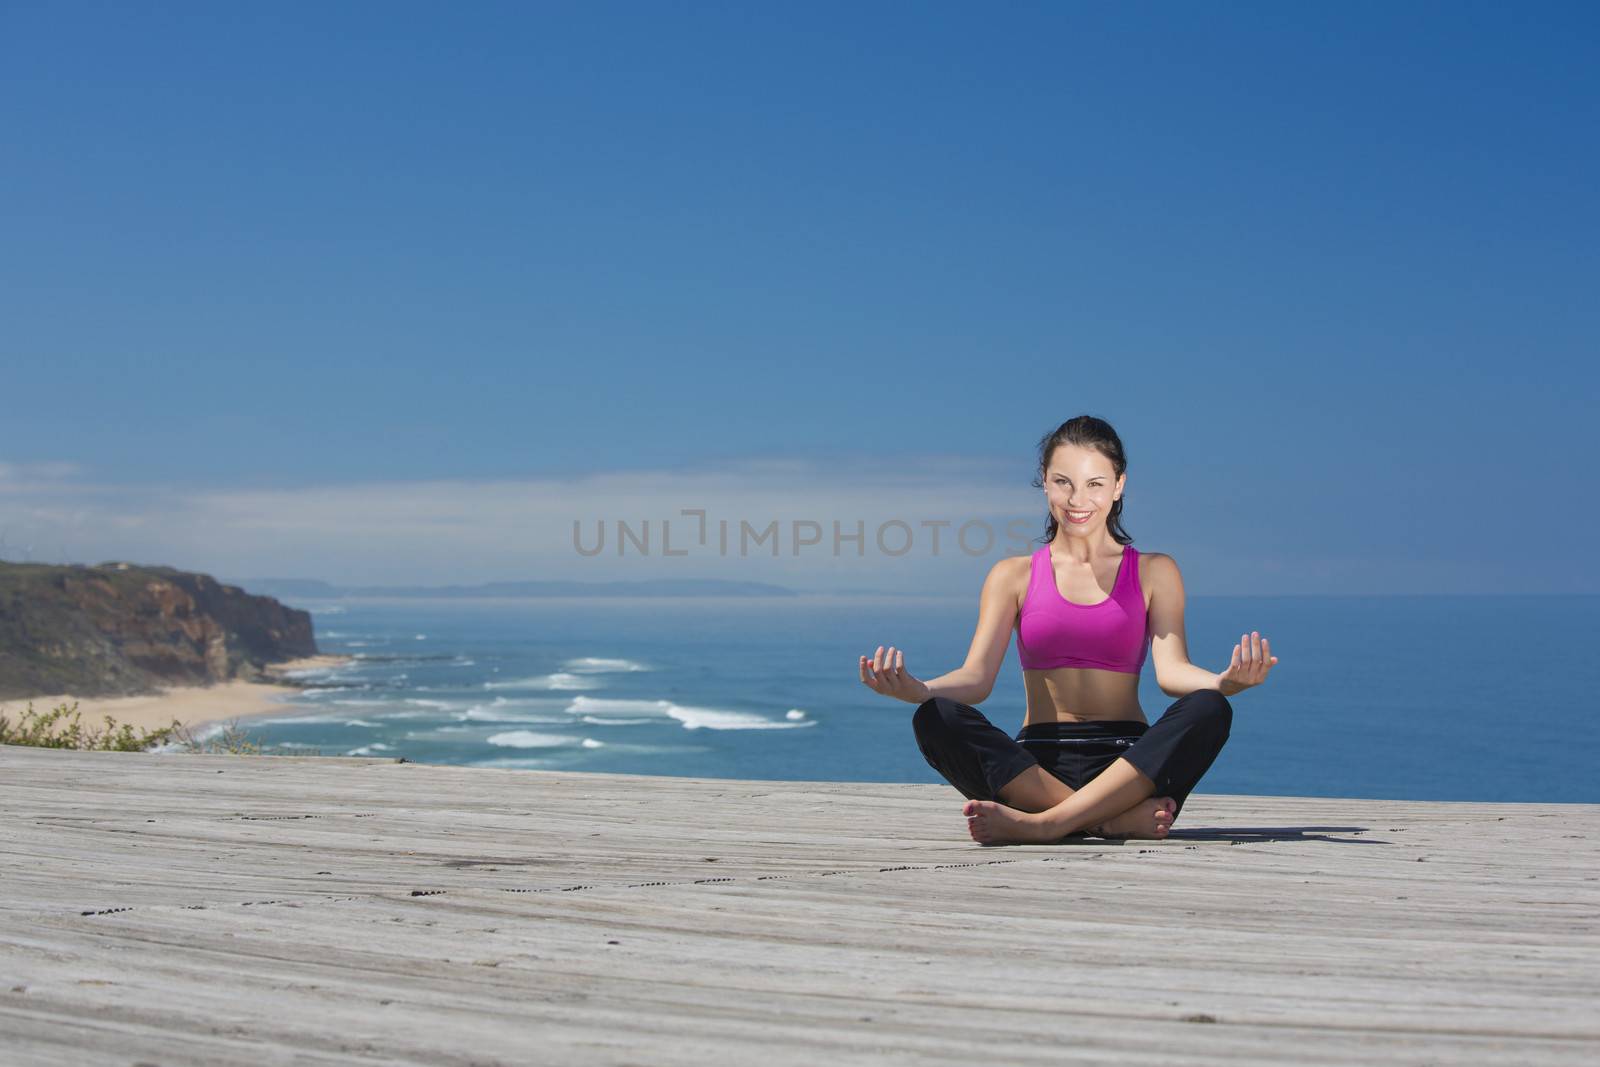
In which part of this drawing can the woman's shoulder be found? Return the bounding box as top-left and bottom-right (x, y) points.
(1135, 549), (1182, 593)
(990, 549), (1036, 584)
(983, 550), (1036, 605)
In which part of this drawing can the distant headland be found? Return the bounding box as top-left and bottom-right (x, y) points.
(0, 560), (318, 700)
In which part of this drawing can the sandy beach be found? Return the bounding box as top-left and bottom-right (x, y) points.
(0, 655), (352, 735)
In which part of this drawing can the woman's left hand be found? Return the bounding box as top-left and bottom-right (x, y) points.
(1217, 631), (1277, 696)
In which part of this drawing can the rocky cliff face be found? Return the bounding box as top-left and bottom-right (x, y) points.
(0, 561), (318, 699)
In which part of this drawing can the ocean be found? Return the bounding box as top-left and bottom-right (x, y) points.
(198, 594), (1600, 804)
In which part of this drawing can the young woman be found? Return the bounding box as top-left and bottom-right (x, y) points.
(858, 415), (1277, 845)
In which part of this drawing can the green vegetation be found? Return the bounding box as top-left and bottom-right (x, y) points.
(176, 718), (297, 756)
(0, 701), (317, 755)
(0, 701), (179, 751)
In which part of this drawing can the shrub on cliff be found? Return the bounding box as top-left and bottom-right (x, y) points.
(0, 703), (325, 756)
(0, 701), (181, 751)
(169, 718), (277, 755)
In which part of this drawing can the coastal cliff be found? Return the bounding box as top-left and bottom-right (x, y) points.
(0, 561), (317, 699)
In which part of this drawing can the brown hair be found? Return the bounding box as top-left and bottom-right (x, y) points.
(1030, 415), (1133, 546)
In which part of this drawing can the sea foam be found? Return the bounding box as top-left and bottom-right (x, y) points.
(564, 695), (815, 731)
(563, 657), (650, 674)
(483, 672), (601, 691)
(457, 706), (571, 724)
(485, 731), (582, 749)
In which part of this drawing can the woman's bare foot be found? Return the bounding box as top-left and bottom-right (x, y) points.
(963, 799), (1065, 845)
(1089, 796), (1177, 840)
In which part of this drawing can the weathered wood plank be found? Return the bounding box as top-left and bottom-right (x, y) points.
(1, 744), (1596, 1065)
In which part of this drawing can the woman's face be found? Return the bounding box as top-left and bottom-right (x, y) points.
(1044, 443), (1123, 536)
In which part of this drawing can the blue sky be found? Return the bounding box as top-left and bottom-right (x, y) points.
(2, 2), (1596, 594)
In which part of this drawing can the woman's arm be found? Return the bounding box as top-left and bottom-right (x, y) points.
(1146, 553), (1277, 697)
(924, 556), (1022, 703)
(860, 556), (1023, 705)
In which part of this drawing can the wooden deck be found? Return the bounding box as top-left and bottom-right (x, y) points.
(2, 744), (1596, 1065)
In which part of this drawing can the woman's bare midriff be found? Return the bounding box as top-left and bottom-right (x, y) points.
(1013, 549), (1150, 727)
(1022, 667), (1146, 727)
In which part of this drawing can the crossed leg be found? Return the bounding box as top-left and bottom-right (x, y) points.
(976, 757), (1176, 845)
(909, 697), (1186, 846)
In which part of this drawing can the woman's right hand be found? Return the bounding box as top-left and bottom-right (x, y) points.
(859, 645), (932, 705)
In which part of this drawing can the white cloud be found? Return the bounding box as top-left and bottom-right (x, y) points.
(7, 454), (1533, 594)
(0, 459), (86, 486)
(0, 455), (1045, 589)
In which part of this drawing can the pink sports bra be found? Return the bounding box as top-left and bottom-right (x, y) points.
(1016, 543), (1149, 674)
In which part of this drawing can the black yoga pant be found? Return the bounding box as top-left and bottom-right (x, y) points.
(911, 688), (1232, 817)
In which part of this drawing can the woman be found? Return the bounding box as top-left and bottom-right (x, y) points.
(858, 415), (1277, 845)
